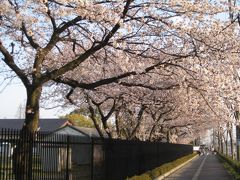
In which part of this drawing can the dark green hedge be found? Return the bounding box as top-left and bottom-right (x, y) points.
(127, 153), (197, 180)
(217, 153), (240, 179)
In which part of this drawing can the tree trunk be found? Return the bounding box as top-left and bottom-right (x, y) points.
(217, 131), (221, 152)
(148, 124), (156, 141)
(23, 86), (42, 132)
(229, 129), (233, 159)
(115, 111), (121, 138)
(13, 131), (34, 180)
(220, 137), (224, 154)
(236, 125), (240, 161)
(167, 131), (170, 143)
(13, 86), (42, 180)
(129, 105), (146, 140)
(225, 138), (228, 156)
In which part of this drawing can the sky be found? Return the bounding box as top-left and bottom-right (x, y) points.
(0, 83), (66, 119)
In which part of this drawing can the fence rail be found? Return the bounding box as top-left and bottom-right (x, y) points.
(0, 128), (192, 180)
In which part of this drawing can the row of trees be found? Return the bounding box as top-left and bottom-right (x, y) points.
(213, 107), (240, 160)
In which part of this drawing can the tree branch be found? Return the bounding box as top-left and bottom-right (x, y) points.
(39, 0), (133, 84)
(21, 22), (40, 49)
(0, 41), (30, 87)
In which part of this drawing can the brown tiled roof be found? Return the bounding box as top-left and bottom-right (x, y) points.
(71, 126), (105, 138)
(56, 125), (108, 138)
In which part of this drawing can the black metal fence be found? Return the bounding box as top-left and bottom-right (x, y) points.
(101, 139), (192, 180)
(0, 129), (192, 180)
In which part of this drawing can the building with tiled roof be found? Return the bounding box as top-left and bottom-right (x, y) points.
(0, 118), (71, 132)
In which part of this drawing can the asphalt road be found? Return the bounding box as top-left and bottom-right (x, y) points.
(164, 154), (233, 180)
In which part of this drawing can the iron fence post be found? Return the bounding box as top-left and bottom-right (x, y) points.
(91, 137), (94, 180)
(28, 131), (33, 180)
(66, 135), (70, 180)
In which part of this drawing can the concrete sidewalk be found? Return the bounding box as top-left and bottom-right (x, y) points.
(164, 154), (233, 180)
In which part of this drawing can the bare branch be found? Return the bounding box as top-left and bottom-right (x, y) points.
(0, 41), (30, 87)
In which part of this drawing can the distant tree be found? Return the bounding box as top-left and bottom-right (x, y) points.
(62, 113), (95, 128)
(71, 107), (91, 117)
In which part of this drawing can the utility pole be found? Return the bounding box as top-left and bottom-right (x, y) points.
(15, 103), (25, 119)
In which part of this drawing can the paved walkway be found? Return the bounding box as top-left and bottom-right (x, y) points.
(164, 154), (233, 180)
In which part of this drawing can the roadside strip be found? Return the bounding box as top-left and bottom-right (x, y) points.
(154, 154), (199, 180)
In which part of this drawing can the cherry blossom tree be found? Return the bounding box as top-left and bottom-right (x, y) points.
(1, 1), (240, 178)
(1, 0), (234, 133)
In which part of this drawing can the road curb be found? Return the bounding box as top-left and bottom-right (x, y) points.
(154, 154), (198, 180)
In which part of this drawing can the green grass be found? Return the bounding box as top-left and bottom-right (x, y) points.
(126, 153), (197, 180)
(217, 153), (240, 180)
